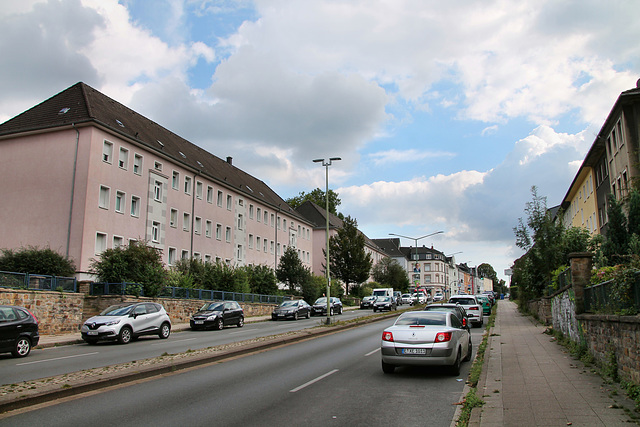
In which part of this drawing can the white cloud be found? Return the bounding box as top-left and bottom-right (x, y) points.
(369, 149), (455, 166)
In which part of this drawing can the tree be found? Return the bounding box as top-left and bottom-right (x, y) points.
(328, 216), (373, 295)
(90, 241), (167, 297)
(602, 194), (628, 265)
(276, 247), (309, 292)
(0, 246), (76, 277)
(371, 258), (410, 291)
(244, 264), (278, 295)
(626, 189), (640, 240)
(286, 188), (342, 216)
(477, 263), (498, 287)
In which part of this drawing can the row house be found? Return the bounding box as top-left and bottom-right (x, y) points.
(0, 82), (314, 279)
(559, 82), (640, 235)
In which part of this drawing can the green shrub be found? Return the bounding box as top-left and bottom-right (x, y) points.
(0, 246), (76, 276)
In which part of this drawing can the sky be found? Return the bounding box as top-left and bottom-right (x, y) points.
(2, 0), (639, 284)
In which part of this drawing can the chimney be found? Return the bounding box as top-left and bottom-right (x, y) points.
(226, 156), (233, 165)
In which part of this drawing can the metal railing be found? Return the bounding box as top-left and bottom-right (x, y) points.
(584, 272), (640, 314)
(90, 282), (289, 304)
(0, 271), (77, 292)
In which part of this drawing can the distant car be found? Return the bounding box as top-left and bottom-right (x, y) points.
(412, 293), (427, 304)
(433, 293), (444, 302)
(0, 305), (39, 357)
(400, 294), (414, 305)
(311, 297), (343, 316)
(82, 302), (171, 344)
(360, 296), (377, 309)
(448, 295), (483, 327)
(381, 311), (472, 375)
(373, 296), (397, 312)
(272, 300), (311, 320)
(475, 294), (492, 315)
(423, 303), (470, 329)
(190, 301), (244, 330)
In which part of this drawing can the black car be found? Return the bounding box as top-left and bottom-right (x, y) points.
(190, 301), (244, 330)
(360, 296), (377, 309)
(372, 296), (397, 312)
(311, 297), (343, 316)
(0, 305), (39, 358)
(272, 300), (311, 320)
(423, 303), (470, 328)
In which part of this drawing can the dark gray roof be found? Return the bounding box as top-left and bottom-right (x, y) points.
(371, 238), (405, 257)
(0, 82), (305, 221)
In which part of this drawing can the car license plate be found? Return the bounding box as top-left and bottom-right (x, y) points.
(402, 348), (426, 355)
(87, 331), (98, 335)
(278, 314), (285, 317)
(195, 320), (204, 324)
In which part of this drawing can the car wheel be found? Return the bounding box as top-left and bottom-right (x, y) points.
(159, 322), (171, 339)
(339, 307), (343, 315)
(293, 312), (298, 321)
(373, 307), (377, 312)
(214, 317), (224, 330)
(463, 339), (472, 362)
(237, 316), (244, 328)
(381, 361), (395, 374)
(450, 348), (462, 376)
(12, 337), (31, 358)
(118, 326), (132, 344)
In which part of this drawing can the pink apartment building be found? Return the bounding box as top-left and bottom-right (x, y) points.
(0, 82), (314, 280)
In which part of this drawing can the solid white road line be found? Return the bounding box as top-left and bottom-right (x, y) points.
(365, 348), (380, 357)
(17, 352), (99, 366)
(290, 369), (339, 393)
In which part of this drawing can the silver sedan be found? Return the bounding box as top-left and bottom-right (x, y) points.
(380, 311), (472, 375)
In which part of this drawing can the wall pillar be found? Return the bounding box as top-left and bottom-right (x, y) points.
(569, 252), (593, 314)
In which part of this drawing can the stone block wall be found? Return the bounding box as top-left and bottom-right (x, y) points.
(527, 297), (552, 325)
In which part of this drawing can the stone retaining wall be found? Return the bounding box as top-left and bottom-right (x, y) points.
(0, 288), (276, 335)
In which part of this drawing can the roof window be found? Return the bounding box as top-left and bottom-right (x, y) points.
(116, 119), (125, 128)
(157, 140), (164, 148)
(179, 151), (186, 159)
(58, 107), (70, 115)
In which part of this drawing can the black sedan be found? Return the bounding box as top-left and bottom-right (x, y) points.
(0, 305), (39, 358)
(423, 303), (470, 328)
(311, 297), (343, 316)
(272, 300), (311, 320)
(190, 301), (244, 330)
(372, 296), (397, 312)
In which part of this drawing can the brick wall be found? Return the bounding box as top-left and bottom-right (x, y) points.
(1, 288), (276, 335)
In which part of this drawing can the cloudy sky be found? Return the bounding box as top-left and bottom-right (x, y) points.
(2, 0), (639, 283)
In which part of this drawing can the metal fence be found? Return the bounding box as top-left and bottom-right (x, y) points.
(584, 272), (640, 314)
(0, 271), (78, 292)
(90, 282), (289, 304)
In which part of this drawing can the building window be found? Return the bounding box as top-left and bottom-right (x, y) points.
(113, 236), (124, 248)
(257, 208), (262, 222)
(204, 254), (211, 263)
(183, 213), (190, 231)
(95, 232), (107, 254)
(102, 141), (113, 163)
(151, 221), (160, 242)
(133, 154), (143, 175)
(99, 186), (110, 209)
(263, 211), (268, 224)
(154, 161), (162, 171)
(248, 234), (253, 249)
(270, 241), (274, 254)
(184, 176), (192, 194)
(263, 239), (268, 253)
(249, 204), (254, 219)
(206, 220), (212, 238)
(130, 196), (140, 217)
(170, 208), (178, 227)
(195, 217), (202, 235)
(154, 180), (162, 202)
(237, 214), (243, 230)
(168, 247), (177, 265)
(257, 236), (261, 249)
(194, 252), (201, 261)
(172, 171), (179, 190)
(271, 214), (275, 227)
(115, 191), (125, 213)
(196, 181), (203, 199)
(217, 190), (223, 207)
(237, 245), (243, 261)
(226, 194), (232, 210)
(225, 226), (232, 242)
(207, 186), (213, 203)
(216, 224), (222, 240)
(181, 250), (189, 260)
(118, 147), (129, 169)
(283, 219), (287, 230)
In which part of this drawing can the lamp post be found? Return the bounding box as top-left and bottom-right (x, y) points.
(389, 231), (444, 303)
(313, 157), (341, 325)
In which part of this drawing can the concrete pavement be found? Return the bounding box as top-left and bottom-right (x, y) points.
(471, 300), (638, 426)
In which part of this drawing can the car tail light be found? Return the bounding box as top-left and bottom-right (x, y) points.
(468, 306), (479, 311)
(435, 332), (452, 342)
(462, 318), (467, 327)
(382, 331), (394, 342)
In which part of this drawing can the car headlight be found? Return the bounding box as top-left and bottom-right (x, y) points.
(206, 314), (219, 320)
(104, 320), (120, 326)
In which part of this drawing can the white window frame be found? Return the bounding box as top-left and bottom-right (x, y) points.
(196, 181), (203, 199)
(118, 147), (129, 170)
(172, 171), (179, 190)
(183, 213), (191, 231)
(168, 247), (177, 266)
(113, 235), (124, 248)
(115, 191), (125, 213)
(207, 186), (213, 203)
(133, 154), (143, 175)
(99, 186), (110, 210)
(184, 176), (192, 195)
(225, 226), (232, 242)
(95, 232), (107, 254)
(226, 194), (232, 210)
(170, 208), (178, 228)
(195, 216), (202, 235)
(154, 180), (163, 202)
(217, 190), (223, 207)
(102, 141), (113, 163)
(151, 221), (160, 242)
(205, 220), (212, 238)
(216, 223), (222, 240)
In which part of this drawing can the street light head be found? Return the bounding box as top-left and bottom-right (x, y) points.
(312, 158), (324, 163)
(329, 157), (342, 161)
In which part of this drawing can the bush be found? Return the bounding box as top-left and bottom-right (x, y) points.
(0, 246), (76, 277)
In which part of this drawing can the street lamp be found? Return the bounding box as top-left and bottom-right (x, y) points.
(389, 231), (444, 303)
(313, 157), (341, 325)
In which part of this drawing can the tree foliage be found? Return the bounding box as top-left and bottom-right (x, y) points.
(602, 194), (628, 266)
(328, 216), (373, 295)
(276, 246), (310, 292)
(371, 257), (410, 291)
(0, 246), (76, 277)
(286, 188), (342, 217)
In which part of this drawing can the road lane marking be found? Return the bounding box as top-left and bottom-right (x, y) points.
(365, 348), (380, 357)
(16, 352), (99, 366)
(290, 369), (339, 393)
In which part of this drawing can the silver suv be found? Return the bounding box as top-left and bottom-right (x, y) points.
(81, 302), (171, 344)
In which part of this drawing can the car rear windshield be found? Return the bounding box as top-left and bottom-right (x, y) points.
(395, 313), (446, 326)
(452, 298), (475, 305)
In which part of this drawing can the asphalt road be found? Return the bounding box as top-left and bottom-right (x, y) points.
(0, 317), (485, 427)
(0, 308), (379, 385)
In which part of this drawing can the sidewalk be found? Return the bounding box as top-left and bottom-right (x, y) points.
(472, 300), (637, 426)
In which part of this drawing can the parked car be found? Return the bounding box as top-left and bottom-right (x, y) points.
(400, 293), (414, 305)
(380, 311), (472, 375)
(360, 296), (377, 309)
(482, 291), (496, 305)
(81, 302), (171, 344)
(373, 296), (397, 312)
(433, 292), (444, 302)
(311, 297), (343, 316)
(423, 303), (470, 329)
(190, 301), (244, 330)
(412, 293), (427, 304)
(475, 294), (492, 315)
(0, 305), (39, 358)
(272, 300), (311, 320)
(448, 295), (483, 327)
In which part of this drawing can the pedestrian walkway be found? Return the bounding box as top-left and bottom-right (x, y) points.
(471, 300), (637, 426)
